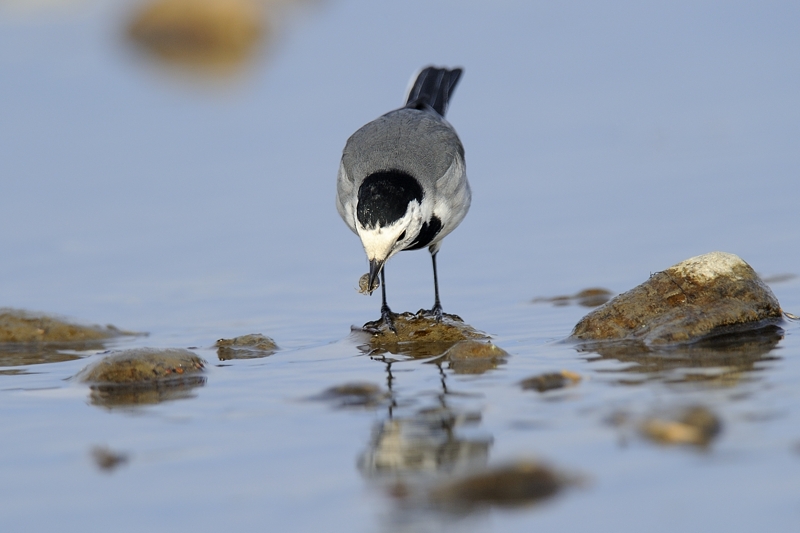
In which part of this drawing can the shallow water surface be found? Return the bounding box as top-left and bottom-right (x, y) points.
(1, 1), (800, 532)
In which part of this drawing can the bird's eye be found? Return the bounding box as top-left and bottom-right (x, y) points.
(397, 231), (406, 241)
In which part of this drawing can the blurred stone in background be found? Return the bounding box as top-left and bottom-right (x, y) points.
(127, 0), (266, 73)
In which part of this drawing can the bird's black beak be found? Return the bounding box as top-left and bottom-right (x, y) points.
(368, 259), (384, 295)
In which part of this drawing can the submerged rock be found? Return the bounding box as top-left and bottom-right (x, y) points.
(76, 348), (206, 407)
(571, 252), (783, 346)
(360, 311), (489, 358)
(428, 461), (570, 510)
(91, 446), (129, 472)
(311, 382), (388, 408)
(640, 405), (722, 447)
(216, 333), (277, 360)
(437, 340), (509, 375)
(520, 370), (582, 393)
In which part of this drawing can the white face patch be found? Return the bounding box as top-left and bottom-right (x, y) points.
(356, 201), (424, 263)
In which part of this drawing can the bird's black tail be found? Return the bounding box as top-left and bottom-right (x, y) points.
(404, 66), (463, 117)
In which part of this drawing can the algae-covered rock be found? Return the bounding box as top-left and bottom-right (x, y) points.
(571, 252), (783, 346)
(0, 308), (129, 344)
(0, 308), (137, 367)
(360, 311), (489, 358)
(77, 348), (205, 383)
(437, 340), (509, 375)
(215, 333), (277, 360)
(76, 348), (206, 408)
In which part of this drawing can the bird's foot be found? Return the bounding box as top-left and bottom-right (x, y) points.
(381, 305), (397, 333)
(429, 303), (443, 322)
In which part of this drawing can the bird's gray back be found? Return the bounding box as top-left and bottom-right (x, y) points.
(341, 108), (463, 187)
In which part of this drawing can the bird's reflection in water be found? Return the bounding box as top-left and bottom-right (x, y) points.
(358, 356), (492, 498)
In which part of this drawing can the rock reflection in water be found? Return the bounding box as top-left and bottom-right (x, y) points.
(87, 375), (207, 408)
(577, 324), (784, 385)
(0, 342), (104, 367)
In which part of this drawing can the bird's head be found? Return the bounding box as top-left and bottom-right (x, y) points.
(357, 201), (425, 293)
(355, 170), (428, 293)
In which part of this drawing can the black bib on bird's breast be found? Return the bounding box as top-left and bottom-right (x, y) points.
(356, 170), (423, 228)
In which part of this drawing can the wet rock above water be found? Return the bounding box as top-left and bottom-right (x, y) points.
(571, 252), (783, 347)
(77, 348), (205, 383)
(359, 311), (489, 358)
(0, 308), (130, 344)
(216, 333), (278, 360)
(76, 348), (206, 408)
(0, 308), (136, 367)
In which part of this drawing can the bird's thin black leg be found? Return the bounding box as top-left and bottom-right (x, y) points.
(380, 269), (396, 332)
(431, 251), (443, 320)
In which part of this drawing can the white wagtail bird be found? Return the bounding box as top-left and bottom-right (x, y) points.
(336, 66), (470, 330)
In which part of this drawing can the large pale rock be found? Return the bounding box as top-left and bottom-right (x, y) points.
(571, 252), (783, 346)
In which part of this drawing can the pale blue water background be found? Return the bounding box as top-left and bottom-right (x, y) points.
(1, 1), (799, 531)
